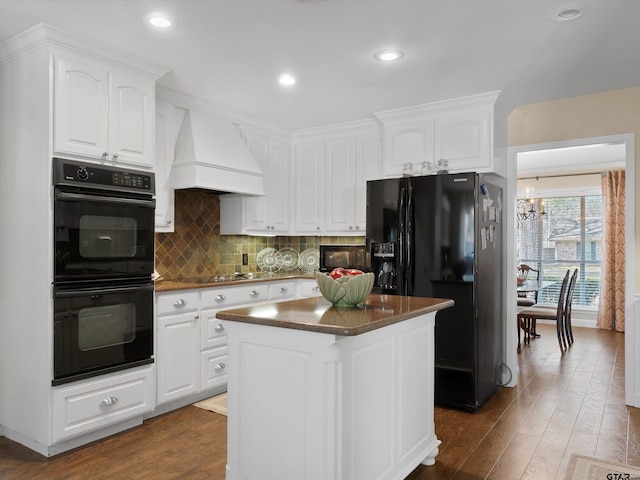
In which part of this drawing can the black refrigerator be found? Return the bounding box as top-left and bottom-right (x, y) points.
(366, 172), (503, 412)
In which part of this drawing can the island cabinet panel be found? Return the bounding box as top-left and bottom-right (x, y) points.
(223, 311), (441, 480)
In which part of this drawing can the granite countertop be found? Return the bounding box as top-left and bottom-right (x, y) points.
(154, 272), (315, 292)
(215, 294), (454, 336)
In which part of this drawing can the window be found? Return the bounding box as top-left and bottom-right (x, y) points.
(517, 194), (602, 309)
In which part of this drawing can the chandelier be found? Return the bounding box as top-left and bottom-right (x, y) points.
(517, 198), (547, 227)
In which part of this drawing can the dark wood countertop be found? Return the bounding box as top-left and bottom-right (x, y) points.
(215, 294), (454, 336)
(154, 273), (315, 293)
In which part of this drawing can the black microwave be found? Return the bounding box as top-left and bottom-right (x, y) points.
(319, 245), (367, 272)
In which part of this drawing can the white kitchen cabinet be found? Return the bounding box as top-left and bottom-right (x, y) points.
(220, 133), (291, 235)
(154, 102), (180, 232)
(269, 280), (297, 302)
(380, 119), (435, 178)
(156, 291), (201, 405)
(294, 140), (324, 234)
(323, 134), (380, 235)
(54, 53), (155, 169)
(52, 365), (155, 443)
(434, 109), (491, 172)
(375, 91), (508, 178)
(324, 137), (359, 233)
(297, 279), (322, 298)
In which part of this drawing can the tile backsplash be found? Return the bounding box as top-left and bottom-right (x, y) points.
(155, 189), (365, 280)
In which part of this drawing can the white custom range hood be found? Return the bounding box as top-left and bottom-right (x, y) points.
(172, 110), (265, 195)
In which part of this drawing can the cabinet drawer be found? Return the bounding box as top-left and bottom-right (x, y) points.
(156, 291), (200, 316)
(269, 281), (297, 301)
(52, 366), (154, 442)
(201, 284), (269, 309)
(201, 347), (228, 391)
(200, 309), (228, 350)
(297, 279), (322, 298)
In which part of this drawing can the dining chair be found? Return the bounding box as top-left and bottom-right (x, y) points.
(517, 264), (540, 307)
(517, 269), (570, 352)
(564, 269), (578, 346)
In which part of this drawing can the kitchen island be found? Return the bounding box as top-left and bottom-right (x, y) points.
(216, 294), (454, 480)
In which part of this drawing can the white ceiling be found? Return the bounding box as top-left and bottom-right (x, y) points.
(1, 0), (639, 131)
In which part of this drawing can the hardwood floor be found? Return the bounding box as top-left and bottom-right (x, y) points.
(0, 324), (637, 479)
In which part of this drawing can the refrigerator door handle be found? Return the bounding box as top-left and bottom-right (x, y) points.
(406, 183), (414, 296)
(399, 186), (406, 292)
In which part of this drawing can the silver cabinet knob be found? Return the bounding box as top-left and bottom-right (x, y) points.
(102, 151), (109, 157)
(355, 225), (360, 230)
(214, 324), (225, 333)
(250, 290), (260, 297)
(173, 299), (187, 307)
(99, 396), (118, 406)
(112, 153), (119, 160)
(312, 286), (320, 291)
(213, 363), (226, 372)
(280, 287), (288, 294)
(349, 225), (353, 230)
(215, 294), (226, 302)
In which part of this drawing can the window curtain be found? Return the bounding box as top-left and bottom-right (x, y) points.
(597, 170), (625, 331)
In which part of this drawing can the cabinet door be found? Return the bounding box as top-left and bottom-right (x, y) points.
(243, 132), (270, 232)
(267, 139), (291, 232)
(434, 111), (491, 172)
(355, 135), (382, 231)
(383, 120), (434, 177)
(324, 138), (357, 233)
(109, 70), (155, 168)
(157, 313), (200, 404)
(54, 55), (109, 159)
(154, 101), (176, 232)
(295, 141), (324, 234)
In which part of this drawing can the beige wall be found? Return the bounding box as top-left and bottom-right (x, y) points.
(507, 86), (640, 291)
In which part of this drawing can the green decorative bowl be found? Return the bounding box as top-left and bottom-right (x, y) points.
(314, 272), (375, 307)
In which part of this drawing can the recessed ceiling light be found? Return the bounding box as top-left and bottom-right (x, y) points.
(373, 49), (405, 62)
(278, 73), (296, 86)
(550, 4), (587, 22)
(145, 12), (174, 29)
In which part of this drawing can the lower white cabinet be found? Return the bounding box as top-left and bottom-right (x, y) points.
(297, 279), (323, 298)
(156, 312), (200, 404)
(52, 365), (154, 443)
(155, 279), (324, 407)
(201, 346), (229, 391)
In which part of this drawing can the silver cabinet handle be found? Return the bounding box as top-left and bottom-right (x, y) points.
(99, 396), (118, 406)
(280, 287), (288, 293)
(213, 363), (226, 372)
(112, 153), (119, 160)
(355, 225), (360, 230)
(102, 151), (109, 157)
(312, 286), (320, 291)
(97, 235), (113, 241)
(214, 324), (225, 333)
(215, 294), (226, 302)
(349, 225), (353, 230)
(173, 299), (187, 307)
(250, 290), (260, 297)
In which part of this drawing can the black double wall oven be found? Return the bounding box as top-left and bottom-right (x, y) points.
(53, 158), (155, 386)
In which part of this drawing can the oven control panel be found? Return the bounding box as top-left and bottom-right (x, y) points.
(53, 158), (155, 195)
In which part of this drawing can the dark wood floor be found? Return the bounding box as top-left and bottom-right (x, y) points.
(1, 324), (637, 479)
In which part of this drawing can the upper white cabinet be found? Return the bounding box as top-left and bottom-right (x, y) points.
(54, 53), (156, 169)
(220, 132), (291, 235)
(154, 102), (181, 232)
(294, 140), (324, 235)
(380, 120), (435, 177)
(293, 128), (381, 236)
(375, 91), (509, 178)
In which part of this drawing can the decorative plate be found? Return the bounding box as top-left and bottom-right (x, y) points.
(298, 248), (320, 273)
(256, 247), (284, 273)
(278, 247), (299, 271)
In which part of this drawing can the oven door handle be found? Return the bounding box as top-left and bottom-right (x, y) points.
(54, 283), (154, 298)
(55, 190), (155, 209)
